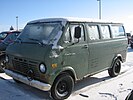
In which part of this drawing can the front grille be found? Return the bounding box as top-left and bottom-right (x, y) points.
(12, 57), (40, 78)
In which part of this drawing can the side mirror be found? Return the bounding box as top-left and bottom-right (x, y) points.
(74, 26), (81, 39)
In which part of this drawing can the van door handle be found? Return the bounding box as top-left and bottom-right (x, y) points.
(65, 53), (76, 56)
(83, 45), (88, 48)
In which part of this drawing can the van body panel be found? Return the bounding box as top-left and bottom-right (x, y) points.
(88, 38), (127, 74)
(62, 42), (89, 79)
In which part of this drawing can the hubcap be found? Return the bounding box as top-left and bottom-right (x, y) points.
(114, 61), (120, 73)
(57, 80), (68, 97)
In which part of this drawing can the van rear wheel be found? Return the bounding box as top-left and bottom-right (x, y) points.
(51, 73), (74, 100)
(108, 58), (121, 77)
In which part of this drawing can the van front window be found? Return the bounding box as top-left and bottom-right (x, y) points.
(18, 22), (62, 44)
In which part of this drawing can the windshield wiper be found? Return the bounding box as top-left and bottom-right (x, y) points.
(29, 38), (39, 41)
(28, 38), (45, 46)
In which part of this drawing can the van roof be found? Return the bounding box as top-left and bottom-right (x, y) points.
(28, 17), (122, 25)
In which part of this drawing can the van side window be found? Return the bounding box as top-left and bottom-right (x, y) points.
(64, 27), (71, 43)
(101, 25), (111, 39)
(87, 25), (100, 40)
(64, 24), (85, 43)
(111, 25), (125, 38)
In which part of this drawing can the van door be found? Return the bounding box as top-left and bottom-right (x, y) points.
(87, 24), (112, 73)
(63, 23), (89, 79)
(86, 24), (101, 73)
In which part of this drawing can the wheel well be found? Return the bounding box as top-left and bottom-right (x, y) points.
(60, 70), (76, 82)
(117, 56), (123, 62)
(110, 56), (122, 69)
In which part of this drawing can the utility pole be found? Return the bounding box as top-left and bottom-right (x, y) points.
(16, 16), (18, 31)
(97, 0), (102, 19)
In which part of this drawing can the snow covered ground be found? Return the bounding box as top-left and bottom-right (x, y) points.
(0, 48), (133, 100)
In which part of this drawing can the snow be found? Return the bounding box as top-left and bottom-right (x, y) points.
(52, 30), (63, 50)
(0, 47), (133, 100)
(68, 68), (133, 100)
(28, 17), (121, 26)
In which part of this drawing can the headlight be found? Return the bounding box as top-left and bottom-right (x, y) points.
(39, 64), (46, 73)
(6, 55), (9, 63)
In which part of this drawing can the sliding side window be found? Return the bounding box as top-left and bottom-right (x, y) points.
(101, 25), (111, 39)
(87, 25), (100, 40)
(111, 25), (125, 38)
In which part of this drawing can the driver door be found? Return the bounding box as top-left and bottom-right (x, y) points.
(62, 23), (89, 79)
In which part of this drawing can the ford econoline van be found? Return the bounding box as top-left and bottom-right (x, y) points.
(4, 17), (128, 100)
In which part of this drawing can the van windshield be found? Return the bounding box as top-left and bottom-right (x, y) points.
(17, 22), (62, 45)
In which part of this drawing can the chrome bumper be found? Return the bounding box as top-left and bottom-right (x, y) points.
(5, 69), (51, 91)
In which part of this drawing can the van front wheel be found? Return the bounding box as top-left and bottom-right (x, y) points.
(51, 73), (74, 100)
(108, 58), (121, 77)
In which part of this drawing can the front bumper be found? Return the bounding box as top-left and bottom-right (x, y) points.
(5, 69), (51, 91)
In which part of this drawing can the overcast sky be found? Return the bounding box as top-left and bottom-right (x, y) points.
(1, 0), (133, 33)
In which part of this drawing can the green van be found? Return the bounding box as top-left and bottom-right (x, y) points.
(5, 17), (128, 100)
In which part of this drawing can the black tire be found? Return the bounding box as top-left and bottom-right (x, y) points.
(125, 90), (133, 100)
(51, 73), (74, 100)
(108, 58), (121, 77)
(0, 55), (5, 73)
